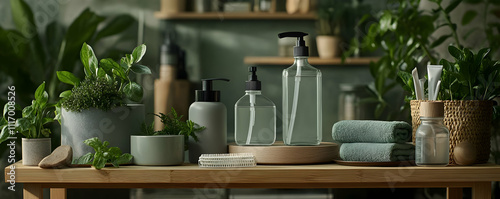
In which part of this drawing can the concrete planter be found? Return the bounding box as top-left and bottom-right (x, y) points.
(131, 135), (184, 165)
(22, 138), (51, 166)
(61, 104), (145, 159)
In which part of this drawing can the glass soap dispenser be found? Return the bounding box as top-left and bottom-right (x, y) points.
(278, 32), (322, 146)
(415, 101), (450, 166)
(235, 66), (276, 146)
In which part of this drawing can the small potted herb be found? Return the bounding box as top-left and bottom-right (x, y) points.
(316, 0), (346, 58)
(57, 43), (151, 159)
(131, 108), (205, 165)
(0, 82), (55, 165)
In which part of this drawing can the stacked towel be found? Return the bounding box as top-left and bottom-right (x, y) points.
(332, 120), (414, 162)
(332, 120), (411, 143)
(339, 143), (414, 162)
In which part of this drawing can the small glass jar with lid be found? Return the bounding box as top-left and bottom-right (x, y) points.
(415, 101), (450, 166)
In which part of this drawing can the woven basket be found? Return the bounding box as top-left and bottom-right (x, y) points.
(411, 100), (493, 165)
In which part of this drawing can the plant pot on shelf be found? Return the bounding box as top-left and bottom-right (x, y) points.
(411, 100), (493, 165)
(316, 35), (341, 59)
(160, 0), (186, 13)
(61, 104), (145, 159)
(131, 135), (184, 165)
(22, 138), (51, 166)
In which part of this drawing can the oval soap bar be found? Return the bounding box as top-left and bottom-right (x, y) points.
(453, 141), (476, 166)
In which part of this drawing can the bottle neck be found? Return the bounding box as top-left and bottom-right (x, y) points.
(420, 117), (444, 124)
(245, 90), (262, 95)
(293, 56), (310, 67)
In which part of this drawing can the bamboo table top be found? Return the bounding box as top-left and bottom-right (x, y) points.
(6, 161), (500, 188)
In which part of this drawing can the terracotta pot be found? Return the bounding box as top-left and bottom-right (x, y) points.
(22, 138), (51, 166)
(316, 35), (341, 59)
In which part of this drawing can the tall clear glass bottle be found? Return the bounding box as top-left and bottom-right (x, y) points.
(279, 32), (322, 146)
(415, 101), (449, 166)
(235, 67), (276, 145)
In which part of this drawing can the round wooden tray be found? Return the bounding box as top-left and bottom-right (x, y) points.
(228, 141), (339, 165)
(334, 160), (415, 167)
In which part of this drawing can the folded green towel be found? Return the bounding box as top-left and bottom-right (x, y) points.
(339, 143), (415, 162)
(332, 120), (411, 143)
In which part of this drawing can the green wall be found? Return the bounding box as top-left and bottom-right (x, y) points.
(161, 19), (375, 142)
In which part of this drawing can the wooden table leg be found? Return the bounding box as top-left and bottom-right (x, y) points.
(447, 187), (463, 199)
(50, 188), (66, 199)
(23, 184), (43, 199)
(472, 182), (491, 199)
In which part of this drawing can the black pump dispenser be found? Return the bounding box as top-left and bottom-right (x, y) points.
(245, 66), (261, 90)
(196, 78), (230, 102)
(278, 32), (309, 56)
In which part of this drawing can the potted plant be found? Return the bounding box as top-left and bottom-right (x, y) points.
(405, 46), (499, 164)
(347, 0), (500, 164)
(131, 108), (205, 165)
(56, 43), (151, 159)
(316, 1), (345, 58)
(0, 82), (55, 166)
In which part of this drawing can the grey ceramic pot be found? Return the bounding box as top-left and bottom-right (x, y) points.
(61, 104), (145, 159)
(131, 135), (184, 165)
(22, 138), (51, 166)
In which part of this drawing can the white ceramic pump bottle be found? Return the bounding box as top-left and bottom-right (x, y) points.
(188, 78), (230, 163)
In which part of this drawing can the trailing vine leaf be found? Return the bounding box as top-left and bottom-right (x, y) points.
(445, 0), (462, 14)
(431, 34), (452, 48)
(462, 10), (478, 25)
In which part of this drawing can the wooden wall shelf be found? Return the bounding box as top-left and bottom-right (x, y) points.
(244, 56), (379, 66)
(154, 12), (316, 20)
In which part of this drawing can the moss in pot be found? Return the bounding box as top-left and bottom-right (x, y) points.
(131, 108), (205, 166)
(0, 82), (55, 166)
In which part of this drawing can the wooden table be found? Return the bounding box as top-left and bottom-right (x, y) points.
(5, 161), (500, 199)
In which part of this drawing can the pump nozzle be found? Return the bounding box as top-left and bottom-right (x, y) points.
(196, 78), (230, 102)
(278, 32), (309, 56)
(246, 66), (261, 90)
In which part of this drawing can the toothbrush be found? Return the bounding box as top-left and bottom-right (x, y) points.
(412, 68), (423, 100)
(434, 80), (441, 100)
(419, 78), (426, 100)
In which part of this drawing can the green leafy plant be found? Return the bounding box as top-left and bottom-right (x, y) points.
(439, 46), (500, 100)
(72, 137), (133, 170)
(140, 108), (205, 150)
(0, 82), (54, 144)
(0, 0), (135, 108)
(316, 1), (347, 36)
(57, 43), (151, 113)
(345, 0), (500, 118)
